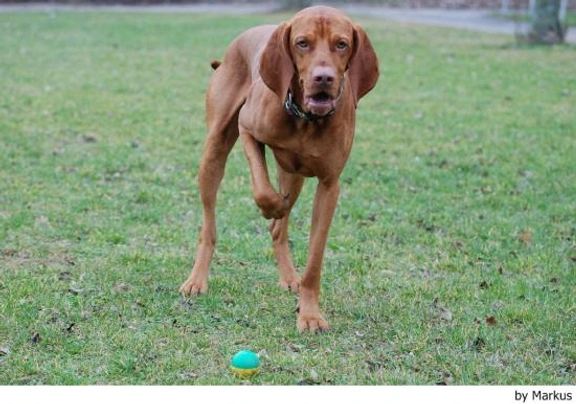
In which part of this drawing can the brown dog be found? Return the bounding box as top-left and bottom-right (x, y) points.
(180, 6), (379, 332)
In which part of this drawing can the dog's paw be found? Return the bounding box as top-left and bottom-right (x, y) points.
(297, 312), (329, 333)
(179, 276), (208, 296)
(257, 192), (290, 220)
(279, 275), (301, 293)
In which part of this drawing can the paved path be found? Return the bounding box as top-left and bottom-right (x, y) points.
(341, 6), (575, 43)
(1, 3), (574, 43)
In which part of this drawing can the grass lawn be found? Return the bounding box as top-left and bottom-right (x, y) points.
(0, 10), (575, 385)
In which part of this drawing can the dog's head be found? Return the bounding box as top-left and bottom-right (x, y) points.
(260, 6), (379, 117)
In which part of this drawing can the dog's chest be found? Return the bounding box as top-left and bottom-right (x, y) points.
(270, 141), (343, 179)
(272, 148), (310, 176)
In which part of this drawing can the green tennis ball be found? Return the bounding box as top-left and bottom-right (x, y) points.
(230, 350), (260, 378)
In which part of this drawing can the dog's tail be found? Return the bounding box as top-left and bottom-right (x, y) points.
(210, 60), (222, 70)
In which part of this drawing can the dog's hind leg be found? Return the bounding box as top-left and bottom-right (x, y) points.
(180, 65), (248, 296)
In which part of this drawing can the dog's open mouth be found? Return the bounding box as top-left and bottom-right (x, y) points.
(311, 92), (333, 104)
(305, 92), (336, 115)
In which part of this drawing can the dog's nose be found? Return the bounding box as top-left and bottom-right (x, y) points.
(312, 66), (335, 85)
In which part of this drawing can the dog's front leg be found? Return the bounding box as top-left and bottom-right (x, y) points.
(298, 179), (340, 333)
(240, 130), (289, 219)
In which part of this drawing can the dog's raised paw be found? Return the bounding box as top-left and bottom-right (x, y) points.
(257, 192), (290, 220)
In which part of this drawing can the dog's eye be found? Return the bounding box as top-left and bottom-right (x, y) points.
(296, 40), (309, 50)
(336, 40), (349, 50)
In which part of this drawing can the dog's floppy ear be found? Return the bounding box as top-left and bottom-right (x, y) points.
(260, 23), (294, 99)
(348, 25), (379, 105)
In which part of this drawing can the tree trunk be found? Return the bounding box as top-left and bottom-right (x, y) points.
(529, 0), (565, 44)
